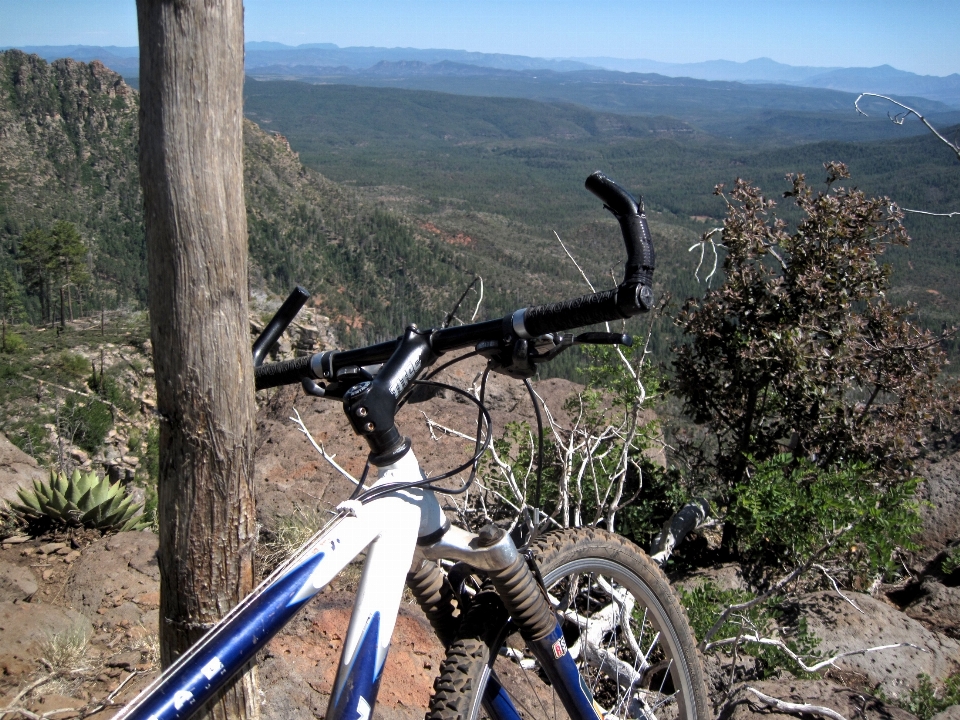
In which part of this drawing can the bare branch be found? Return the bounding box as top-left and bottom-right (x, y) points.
(745, 686), (849, 720)
(554, 230), (597, 293)
(289, 408), (362, 486)
(688, 228), (724, 285)
(0, 675), (56, 719)
(649, 498), (711, 565)
(855, 93), (960, 163)
(901, 208), (960, 218)
(705, 634), (922, 673)
(814, 563), (864, 614)
(700, 524), (853, 648)
(470, 276), (484, 322)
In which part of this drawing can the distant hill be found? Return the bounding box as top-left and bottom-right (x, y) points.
(574, 56), (960, 109)
(3, 49), (957, 366)
(574, 56), (840, 83)
(244, 65), (960, 145)
(0, 50), (471, 341)
(11, 43), (958, 113)
(4, 44), (140, 78)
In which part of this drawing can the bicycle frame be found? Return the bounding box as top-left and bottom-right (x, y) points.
(114, 450), (600, 720)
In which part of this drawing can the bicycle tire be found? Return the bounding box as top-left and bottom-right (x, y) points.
(428, 527), (709, 720)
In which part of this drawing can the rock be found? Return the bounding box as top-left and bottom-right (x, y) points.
(800, 590), (960, 699)
(40, 541), (67, 554)
(0, 432), (48, 505)
(26, 694), (82, 720)
(0, 560), (38, 601)
(105, 649), (143, 670)
(903, 579), (960, 640)
(931, 707), (960, 720)
(720, 679), (918, 720)
(917, 452), (960, 562)
(0, 601), (92, 674)
(133, 590), (160, 608)
(674, 563), (751, 594)
(65, 530), (159, 628)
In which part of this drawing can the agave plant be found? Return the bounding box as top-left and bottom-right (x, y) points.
(11, 469), (148, 532)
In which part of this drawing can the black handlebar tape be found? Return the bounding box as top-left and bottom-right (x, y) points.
(252, 286), (310, 368)
(585, 171), (656, 287)
(585, 170), (642, 216)
(523, 288), (622, 337)
(254, 354), (315, 390)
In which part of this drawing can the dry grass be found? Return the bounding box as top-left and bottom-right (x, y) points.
(256, 504), (330, 576)
(39, 626), (90, 673)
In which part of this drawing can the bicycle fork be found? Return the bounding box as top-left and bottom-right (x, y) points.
(417, 524), (603, 720)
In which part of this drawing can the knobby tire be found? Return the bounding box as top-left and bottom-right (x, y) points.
(427, 527), (709, 720)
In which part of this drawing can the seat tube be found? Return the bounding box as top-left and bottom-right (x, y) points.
(325, 452), (435, 720)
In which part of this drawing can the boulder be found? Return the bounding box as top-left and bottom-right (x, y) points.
(720, 679), (917, 720)
(674, 563), (751, 594)
(931, 706), (960, 720)
(903, 579), (960, 640)
(0, 601), (92, 676)
(64, 530), (159, 630)
(917, 452), (960, 562)
(0, 559), (38, 601)
(0, 432), (48, 505)
(800, 591), (960, 700)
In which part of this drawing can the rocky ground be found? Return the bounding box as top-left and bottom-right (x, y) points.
(0, 315), (958, 720)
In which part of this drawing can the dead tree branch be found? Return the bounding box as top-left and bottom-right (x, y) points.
(855, 93), (959, 217)
(290, 408), (363, 487)
(855, 93), (960, 163)
(704, 635), (923, 673)
(689, 227), (725, 285)
(700, 524), (853, 648)
(649, 498), (711, 565)
(745, 686), (849, 720)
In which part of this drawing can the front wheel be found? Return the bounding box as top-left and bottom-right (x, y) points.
(428, 527), (709, 720)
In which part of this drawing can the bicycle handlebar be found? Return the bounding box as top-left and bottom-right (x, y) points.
(254, 171), (654, 391)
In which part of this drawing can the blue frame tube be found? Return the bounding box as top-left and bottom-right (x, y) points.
(118, 551), (327, 720)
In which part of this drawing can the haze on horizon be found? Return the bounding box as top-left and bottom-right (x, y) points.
(1, 0), (958, 77)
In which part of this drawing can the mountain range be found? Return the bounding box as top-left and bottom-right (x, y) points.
(6, 43), (959, 109)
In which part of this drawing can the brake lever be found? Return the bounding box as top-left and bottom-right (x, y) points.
(574, 332), (633, 346)
(479, 331), (632, 379)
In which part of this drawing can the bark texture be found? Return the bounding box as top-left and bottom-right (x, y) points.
(137, 0), (258, 717)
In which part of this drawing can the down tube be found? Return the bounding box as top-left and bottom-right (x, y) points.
(114, 513), (378, 720)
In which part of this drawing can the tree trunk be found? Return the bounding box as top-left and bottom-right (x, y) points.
(137, 2), (259, 718)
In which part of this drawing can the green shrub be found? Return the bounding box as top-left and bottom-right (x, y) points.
(728, 454), (921, 577)
(87, 372), (138, 414)
(1, 331), (26, 353)
(8, 420), (52, 460)
(681, 580), (821, 680)
(942, 547), (960, 577)
(671, 167), (954, 565)
(61, 397), (113, 454)
(57, 351), (89, 380)
(901, 674), (960, 720)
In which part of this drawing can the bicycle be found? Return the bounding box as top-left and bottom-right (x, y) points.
(114, 171), (709, 720)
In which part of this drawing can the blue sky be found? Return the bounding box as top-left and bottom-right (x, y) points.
(1, 0), (958, 76)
